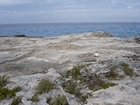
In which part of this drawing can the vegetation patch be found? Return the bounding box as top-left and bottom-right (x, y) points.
(109, 65), (118, 71)
(29, 94), (40, 102)
(105, 64), (126, 80)
(105, 70), (120, 80)
(64, 79), (80, 96)
(0, 86), (22, 101)
(101, 83), (117, 89)
(36, 78), (55, 95)
(0, 75), (8, 88)
(63, 65), (118, 93)
(121, 63), (134, 77)
(11, 96), (22, 105)
(66, 65), (86, 79)
(46, 94), (68, 105)
(79, 93), (92, 104)
(0, 75), (22, 101)
(83, 74), (105, 90)
(46, 96), (52, 104)
(29, 78), (55, 102)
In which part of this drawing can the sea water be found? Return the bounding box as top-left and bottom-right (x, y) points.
(0, 22), (140, 38)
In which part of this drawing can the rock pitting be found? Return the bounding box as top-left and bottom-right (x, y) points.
(0, 31), (140, 105)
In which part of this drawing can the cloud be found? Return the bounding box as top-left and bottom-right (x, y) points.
(0, 0), (32, 5)
(0, 0), (140, 23)
(111, 0), (119, 3)
(127, 6), (133, 9)
(0, 0), (55, 5)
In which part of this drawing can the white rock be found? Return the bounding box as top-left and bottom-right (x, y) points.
(94, 53), (99, 57)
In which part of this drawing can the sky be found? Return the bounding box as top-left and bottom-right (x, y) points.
(0, 0), (140, 24)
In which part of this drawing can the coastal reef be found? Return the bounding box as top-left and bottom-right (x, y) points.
(0, 31), (140, 105)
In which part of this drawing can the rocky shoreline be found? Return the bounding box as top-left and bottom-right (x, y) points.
(0, 31), (140, 105)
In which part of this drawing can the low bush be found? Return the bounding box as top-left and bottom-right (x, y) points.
(80, 95), (88, 103)
(109, 65), (118, 71)
(121, 63), (134, 77)
(47, 94), (68, 105)
(36, 78), (55, 95)
(105, 70), (119, 80)
(66, 65), (86, 79)
(11, 96), (22, 105)
(101, 83), (117, 89)
(83, 74), (105, 90)
(0, 87), (9, 101)
(46, 96), (52, 104)
(29, 94), (40, 102)
(0, 75), (8, 88)
(64, 80), (80, 95)
(0, 86), (22, 101)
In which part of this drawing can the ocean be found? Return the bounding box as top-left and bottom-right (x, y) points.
(0, 22), (140, 38)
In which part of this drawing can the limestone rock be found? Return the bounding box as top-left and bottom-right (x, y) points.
(0, 31), (139, 105)
(94, 53), (99, 57)
(84, 31), (113, 38)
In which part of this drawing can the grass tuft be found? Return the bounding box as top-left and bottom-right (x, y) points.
(105, 70), (119, 80)
(66, 65), (85, 79)
(47, 94), (68, 105)
(109, 65), (118, 71)
(64, 80), (80, 95)
(0, 86), (22, 101)
(29, 94), (40, 102)
(121, 63), (134, 77)
(11, 96), (22, 105)
(101, 83), (117, 89)
(0, 75), (8, 88)
(36, 78), (55, 95)
(46, 96), (52, 104)
(53, 94), (68, 105)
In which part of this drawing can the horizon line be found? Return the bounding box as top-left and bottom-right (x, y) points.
(0, 22), (140, 25)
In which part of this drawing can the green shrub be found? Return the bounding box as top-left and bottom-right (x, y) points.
(36, 79), (55, 94)
(121, 63), (134, 77)
(64, 80), (80, 95)
(29, 94), (40, 102)
(83, 74), (104, 90)
(46, 96), (52, 104)
(66, 65), (85, 79)
(101, 83), (117, 89)
(0, 75), (8, 88)
(62, 65), (119, 101)
(122, 63), (129, 68)
(8, 86), (22, 97)
(11, 96), (22, 105)
(0, 86), (22, 101)
(105, 70), (119, 80)
(0, 87), (9, 101)
(52, 94), (68, 105)
(80, 95), (88, 103)
(109, 65), (118, 71)
(118, 74), (125, 79)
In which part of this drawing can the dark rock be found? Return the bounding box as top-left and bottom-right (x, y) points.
(123, 55), (140, 61)
(134, 37), (140, 44)
(14, 34), (26, 37)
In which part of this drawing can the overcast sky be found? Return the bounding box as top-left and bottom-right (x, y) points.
(0, 0), (140, 24)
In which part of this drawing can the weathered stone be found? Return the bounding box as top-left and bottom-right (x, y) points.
(84, 31), (113, 38)
(0, 31), (139, 105)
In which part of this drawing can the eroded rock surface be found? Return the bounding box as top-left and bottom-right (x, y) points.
(0, 31), (140, 105)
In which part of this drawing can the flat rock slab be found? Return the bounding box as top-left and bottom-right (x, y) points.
(0, 32), (140, 105)
(0, 32), (139, 76)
